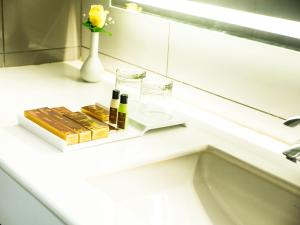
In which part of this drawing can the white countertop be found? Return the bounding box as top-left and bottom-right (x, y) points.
(0, 61), (299, 225)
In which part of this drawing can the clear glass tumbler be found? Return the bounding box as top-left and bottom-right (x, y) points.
(115, 68), (146, 102)
(139, 76), (173, 118)
(140, 77), (173, 106)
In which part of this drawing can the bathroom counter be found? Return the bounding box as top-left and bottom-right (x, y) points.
(0, 61), (299, 225)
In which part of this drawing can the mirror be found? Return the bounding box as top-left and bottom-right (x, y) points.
(112, 0), (300, 51)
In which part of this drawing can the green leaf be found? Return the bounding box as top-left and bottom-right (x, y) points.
(82, 20), (93, 30)
(101, 29), (112, 36)
(93, 27), (103, 32)
(82, 19), (113, 36)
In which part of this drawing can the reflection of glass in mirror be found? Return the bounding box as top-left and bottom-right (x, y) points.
(112, 0), (300, 51)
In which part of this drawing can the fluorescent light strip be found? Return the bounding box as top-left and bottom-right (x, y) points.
(130, 0), (300, 39)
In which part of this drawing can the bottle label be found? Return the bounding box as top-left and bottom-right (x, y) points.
(117, 112), (127, 129)
(109, 107), (118, 124)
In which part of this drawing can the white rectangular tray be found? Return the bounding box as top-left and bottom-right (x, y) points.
(18, 115), (143, 152)
(18, 103), (186, 152)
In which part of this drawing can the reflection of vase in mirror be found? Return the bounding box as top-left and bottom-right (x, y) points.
(80, 32), (105, 83)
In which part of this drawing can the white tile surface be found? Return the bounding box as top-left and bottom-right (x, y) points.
(82, 6), (169, 74)
(81, 49), (300, 144)
(80, 5), (300, 120)
(168, 22), (300, 118)
(81, 47), (167, 81)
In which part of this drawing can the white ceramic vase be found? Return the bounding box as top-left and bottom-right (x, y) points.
(80, 32), (105, 83)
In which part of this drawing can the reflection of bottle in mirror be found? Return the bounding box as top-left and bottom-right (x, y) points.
(109, 89), (120, 125)
(117, 94), (128, 129)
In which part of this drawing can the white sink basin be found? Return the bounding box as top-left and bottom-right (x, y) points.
(85, 147), (300, 225)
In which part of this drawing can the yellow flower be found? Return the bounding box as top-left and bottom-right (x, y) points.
(89, 5), (108, 28)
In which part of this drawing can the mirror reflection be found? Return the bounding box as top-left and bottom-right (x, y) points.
(112, 0), (300, 51)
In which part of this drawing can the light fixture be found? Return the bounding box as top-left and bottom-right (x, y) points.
(125, 0), (300, 39)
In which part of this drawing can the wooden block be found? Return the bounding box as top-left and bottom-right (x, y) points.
(52, 107), (72, 115)
(53, 106), (117, 132)
(40, 108), (92, 143)
(64, 112), (109, 140)
(81, 104), (109, 122)
(24, 108), (78, 145)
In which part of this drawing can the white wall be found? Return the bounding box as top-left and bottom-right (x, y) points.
(167, 22), (300, 119)
(81, 1), (300, 119)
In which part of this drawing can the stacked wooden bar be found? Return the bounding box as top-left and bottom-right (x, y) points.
(81, 105), (109, 122)
(24, 108), (79, 145)
(64, 112), (109, 140)
(81, 104), (119, 131)
(24, 105), (111, 145)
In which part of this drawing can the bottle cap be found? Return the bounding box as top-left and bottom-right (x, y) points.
(112, 89), (120, 100)
(120, 94), (128, 104)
